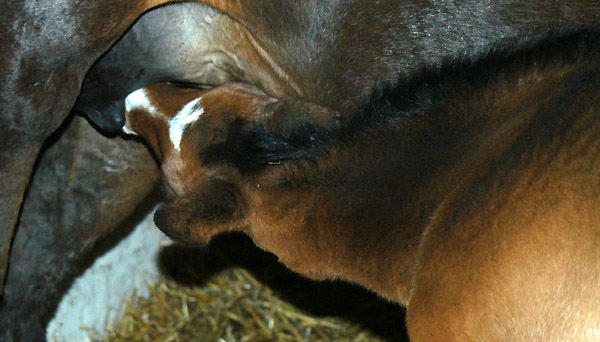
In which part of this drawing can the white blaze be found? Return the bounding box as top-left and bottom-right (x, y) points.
(169, 97), (203, 151)
(124, 88), (160, 115)
(123, 88), (161, 136)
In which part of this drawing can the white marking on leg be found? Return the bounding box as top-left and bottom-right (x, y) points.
(169, 97), (204, 151)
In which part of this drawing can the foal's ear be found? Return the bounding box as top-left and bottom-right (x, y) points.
(154, 177), (245, 245)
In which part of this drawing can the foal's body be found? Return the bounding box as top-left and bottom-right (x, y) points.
(125, 33), (600, 341)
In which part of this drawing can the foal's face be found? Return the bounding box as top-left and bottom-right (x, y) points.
(124, 82), (277, 196)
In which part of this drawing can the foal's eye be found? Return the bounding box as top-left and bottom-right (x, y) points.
(167, 81), (214, 91)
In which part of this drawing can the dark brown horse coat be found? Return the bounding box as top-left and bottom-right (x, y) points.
(125, 32), (600, 341)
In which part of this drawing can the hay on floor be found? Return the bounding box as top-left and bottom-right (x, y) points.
(95, 267), (389, 342)
(91, 233), (408, 342)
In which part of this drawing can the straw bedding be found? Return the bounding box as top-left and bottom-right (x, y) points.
(95, 233), (408, 342)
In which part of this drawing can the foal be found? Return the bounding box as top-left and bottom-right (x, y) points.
(124, 33), (600, 341)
